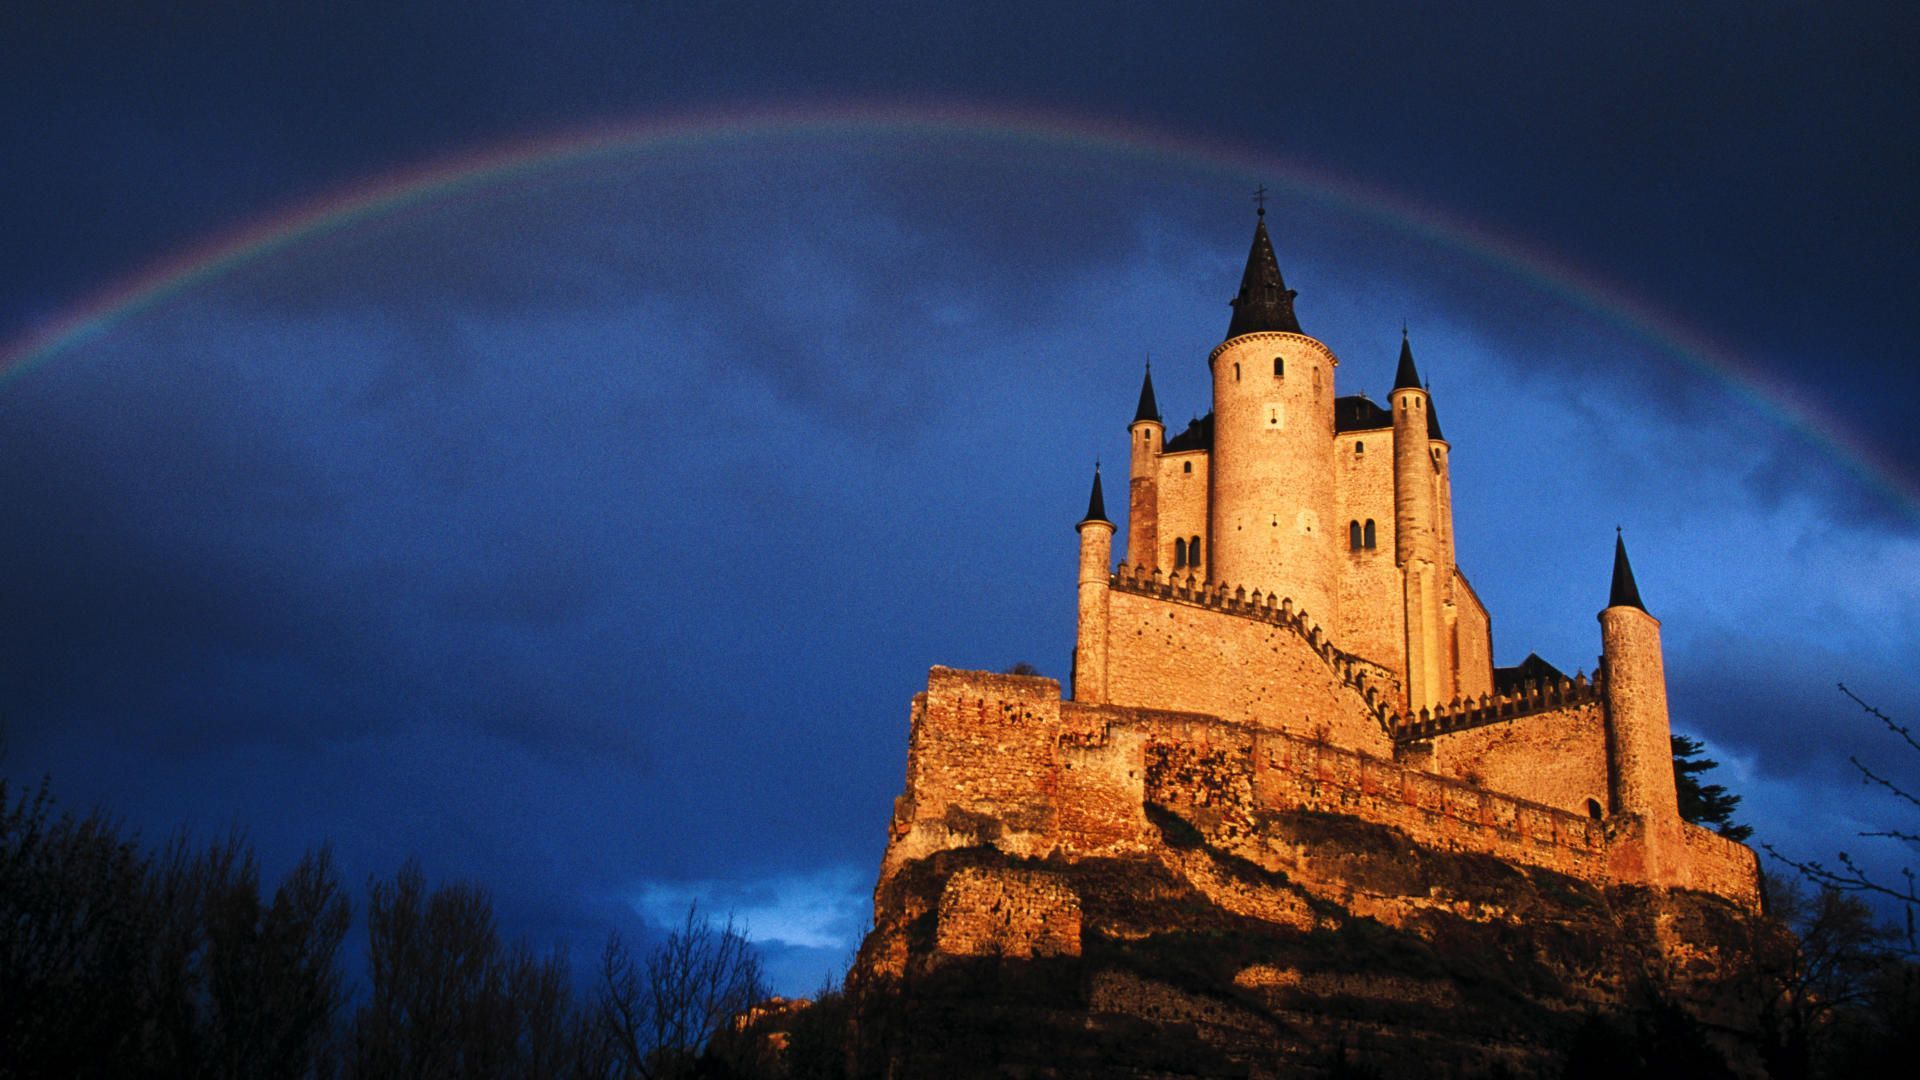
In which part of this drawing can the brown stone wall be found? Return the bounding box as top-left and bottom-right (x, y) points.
(1101, 585), (1395, 756)
(1450, 569), (1495, 699)
(1423, 701), (1608, 818)
(933, 866), (1082, 960)
(1153, 450), (1210, 575)
(1125, 420), (1161, 571)
(1680, 822), (1763, 910)
(1334, 429), (1405, 681)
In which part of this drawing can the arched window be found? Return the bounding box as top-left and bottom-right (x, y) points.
(1586, 799), (1604, 820)
(1364, 519), (1376, 549)
(1355, 440), (1365, 454)
(1174, 537), (1187, 569)
(1183, 461), (1192, 473)
(1273, 357), (1284, 377)
(1349, 521), (1363, 550)
(1188, 536), (1201, 570)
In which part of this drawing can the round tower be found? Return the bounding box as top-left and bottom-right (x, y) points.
(1073, 466), (1115, 704)
(1598, 533), (1680, 823)
(1391, 334), (1443, 711)
(1205, 212), (1338, 624)
(1127, 363), (1163, 572)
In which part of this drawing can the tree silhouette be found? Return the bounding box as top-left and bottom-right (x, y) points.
(1671, 733), (1752, 842)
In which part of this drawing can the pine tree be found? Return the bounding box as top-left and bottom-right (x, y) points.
(1672, 733), (1752, 842)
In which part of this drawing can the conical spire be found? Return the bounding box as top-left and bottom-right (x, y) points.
(1082, 464), (1110, 524)
(1133, 362), (1161, 424)
(1425, 383), (1445, 440)
(1608, 529), (1646, 611)
(1392, 329), (1423, 391)
(1226, 212), (1302, 339)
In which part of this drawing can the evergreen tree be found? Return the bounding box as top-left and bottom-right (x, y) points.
(1672, 733), (1752, 842)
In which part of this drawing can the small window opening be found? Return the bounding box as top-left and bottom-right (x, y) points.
(1355, 440), (1365, 454)
(1349, 521), (1362, 550)
(1174, 537), (1187, 569)
(1233, 362), (1241, 381)
(1364, 519), (1376, 549)
(1183, 461), (1192, 474)
(1586, 799), (1604, 820)
(1188, 536), (1201, 570)
(1273, 357), (1284, 377)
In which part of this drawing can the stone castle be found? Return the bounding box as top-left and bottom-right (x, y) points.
(850, 209), (1769, 1075)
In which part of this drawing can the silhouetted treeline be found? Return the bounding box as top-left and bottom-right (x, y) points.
(0, 778), (848, 1079)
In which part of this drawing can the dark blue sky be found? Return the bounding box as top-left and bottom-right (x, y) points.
(3, 2), (1916, 992)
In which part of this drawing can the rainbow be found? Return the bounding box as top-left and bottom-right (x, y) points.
(2, 100), (1911, 517)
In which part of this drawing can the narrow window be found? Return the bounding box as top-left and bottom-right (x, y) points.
(1183, 461), (1192, 473)
(1586, 799), (1604, 820)
(1188, 536), (1201, 570)
(1273, 357), (1284, 377)
(1234, 362), (1241, 381)
(1174, 537), (1187, 569)
(1355, 440), (1365, 454)
(1364, 519), (1376, 549)
(1349, 521), (1362, 550)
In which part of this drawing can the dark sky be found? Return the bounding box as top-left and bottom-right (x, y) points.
(3, 1), (1917, 992)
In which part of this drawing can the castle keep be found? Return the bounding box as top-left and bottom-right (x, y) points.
(852, 210), (1769, 1075)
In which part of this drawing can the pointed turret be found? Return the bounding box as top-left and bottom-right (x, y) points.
(1082, 465), (1110, 525)
(1226, 212), (1302, 339)
(1133, 363), (1161, 423)
(1425, 386), (1445, 440)
(1392, 330), (1422, 391)
(1608, 530), (1645, 611)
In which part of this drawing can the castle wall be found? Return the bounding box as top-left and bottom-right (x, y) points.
(1152, 449), (1210, 575)
(1207, 332), (1339, 623)
(1420, 701), (1608, 819)
(1333, 428), (1404, 685)
(1450, 569), (1495, 699)
(1100, 584), (1395, 757)
(881, 668), (1760, 913)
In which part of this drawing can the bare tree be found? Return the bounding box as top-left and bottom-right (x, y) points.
(1765, 685), (1919, 956)
(595, 904), (767, 1079)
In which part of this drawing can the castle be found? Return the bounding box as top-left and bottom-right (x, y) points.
(852, 212), (1767, 1072)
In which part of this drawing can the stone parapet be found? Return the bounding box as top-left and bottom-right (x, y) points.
(1392, 672), (1604, 743)
(1108, 564), (1399, 734)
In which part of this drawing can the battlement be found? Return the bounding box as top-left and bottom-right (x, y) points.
(1108, 563), (1399, 733)
(1391, 672), (1605, 744)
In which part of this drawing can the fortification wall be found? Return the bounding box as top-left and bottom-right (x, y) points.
(882, 668), (1759, 912)
(1334, 429), (1404, 681)
(1450, 569), (1495, 699)
(1100, 580), (1395, 756)
(1153, 450), (1210, 574)
(1418, 700), (1608, 819)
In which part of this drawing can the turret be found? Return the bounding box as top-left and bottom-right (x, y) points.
(1392, 333), (1444, 711)
(1073, 465), (1115, 704)
(1207, 210), (1339, 622)
(1127, 363), (1163, 572)
(1599, 532), (1684, 885)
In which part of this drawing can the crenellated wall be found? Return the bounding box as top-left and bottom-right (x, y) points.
(1412, 699), (1609, 819)
(882, 667), (1760, 913)
(1096, 566), (1398, 754)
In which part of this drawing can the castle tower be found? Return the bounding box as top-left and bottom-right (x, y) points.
(1127, 364), (1163, 571)
(1392, 334), (1446, 711)
(1207, 211), (1339, 623)
(1599, 532), (1683, 883)
(1073, 465), (1115, 704)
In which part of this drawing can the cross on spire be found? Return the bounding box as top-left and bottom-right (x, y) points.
(1252, 184), (1268, 217)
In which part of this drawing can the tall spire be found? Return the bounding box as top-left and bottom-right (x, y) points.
(1392, 328), (1423, 391)
(1133, 362), (1161, 424)
(1425, 388), (1446, 440)
(1226, 211), (1302, 339)
(1082, 464), (1110, 524)
(1609, 529), (1646, 611)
